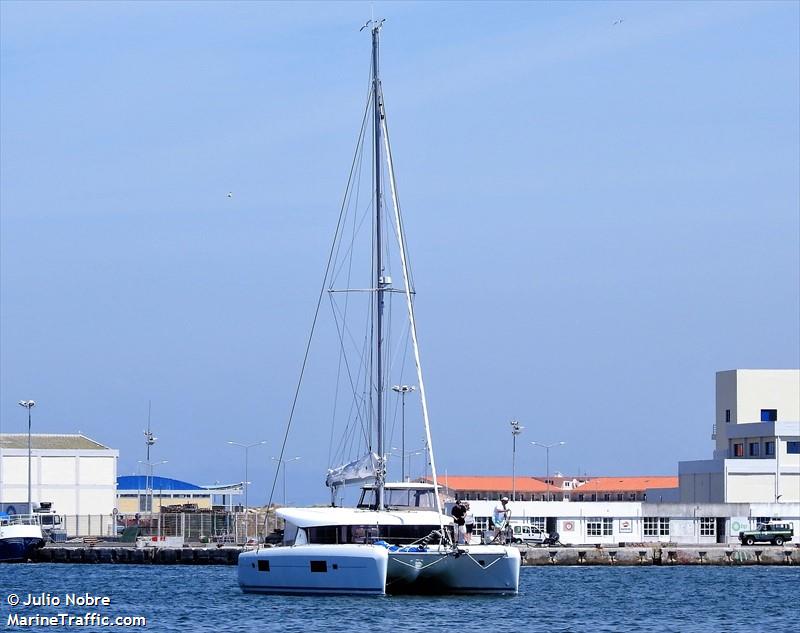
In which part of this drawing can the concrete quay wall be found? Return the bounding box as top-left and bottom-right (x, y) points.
(521, 546), (800, 566)
(34, 545), (242, 565)
(28, 544), (800, 566)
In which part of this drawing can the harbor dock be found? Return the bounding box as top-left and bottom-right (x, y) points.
(30, 544), (800, 566)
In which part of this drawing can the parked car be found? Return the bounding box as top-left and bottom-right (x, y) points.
(739, 521), (794, 546)
(510, 522), (548, 545)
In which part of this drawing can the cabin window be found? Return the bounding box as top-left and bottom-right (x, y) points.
(307, 526), (339, 544)
(310, 560), (327, 573)
(257, 560), (270, 572)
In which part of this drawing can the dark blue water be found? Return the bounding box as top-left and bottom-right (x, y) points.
(1, 564), (797, 632)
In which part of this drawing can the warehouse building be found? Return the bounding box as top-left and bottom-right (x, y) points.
(0, 433), (118, 515)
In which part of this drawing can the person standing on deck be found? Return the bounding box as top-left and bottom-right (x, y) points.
(493, 497), (511, 543)
(463, 502), (475, 545)
(451, 499), (467, 544)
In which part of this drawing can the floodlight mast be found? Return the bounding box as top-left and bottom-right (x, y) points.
(18, 400), (36, 513)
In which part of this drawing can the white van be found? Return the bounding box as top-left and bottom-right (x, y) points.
(509, 522), (548, 545)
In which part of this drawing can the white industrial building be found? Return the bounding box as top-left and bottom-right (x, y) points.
(675, 369), (800, 504)
(446, 369), (800, 545)
(455, 499), (799, 546)
(0, 434), (118, 516)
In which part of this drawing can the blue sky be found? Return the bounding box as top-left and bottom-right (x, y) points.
(1, 1), (798, 505)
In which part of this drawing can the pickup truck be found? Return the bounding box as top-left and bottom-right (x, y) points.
(739, 521), (794, 546)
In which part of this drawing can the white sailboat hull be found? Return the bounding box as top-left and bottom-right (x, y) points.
(238, 545), (389, 595)
(386, 545), (520, 594)
(237, 543), (519, 596)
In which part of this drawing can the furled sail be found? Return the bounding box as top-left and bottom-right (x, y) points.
(325, 453), (379, 488)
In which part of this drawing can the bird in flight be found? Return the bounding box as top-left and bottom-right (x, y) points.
(613, 18), (624, 26)
(227, 192), (233, 198)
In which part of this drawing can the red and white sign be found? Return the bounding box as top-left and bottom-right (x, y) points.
(563, 520), (575, 531)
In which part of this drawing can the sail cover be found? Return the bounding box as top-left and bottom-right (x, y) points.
(325, 453), (379, 488)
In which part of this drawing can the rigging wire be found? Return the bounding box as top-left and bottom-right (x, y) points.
(264, 81), (373, 518)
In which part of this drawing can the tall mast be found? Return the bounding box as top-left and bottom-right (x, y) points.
(371, 21), (386, 511)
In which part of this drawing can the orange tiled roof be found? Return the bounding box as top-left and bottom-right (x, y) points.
(427, 476), (560, 493)
(575, 476), (678, 492)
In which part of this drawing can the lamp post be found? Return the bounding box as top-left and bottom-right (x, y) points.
(392, 385), (415, 482)
(531, 441), (566, 501)
(391, 446), (424, 481)
(510, 420), (524, 501)
(271, 456), (301, 505)
(18, 400), (35, 514)
(227, 440), (266, 512)
(227, 440), (266, 543)
(137, 459), (167, 516)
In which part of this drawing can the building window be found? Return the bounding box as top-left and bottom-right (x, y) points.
(765, 441), (775, 456)
(725, 409), (731, 423)
(629, 493), (636, 501)
(587, 518), (613, 536)
(700, 518), (715, 536)
(748, 442), (760, 457)
(733, 443), (744, 457)
(643, 517), (658, 536)
(578, 494), (585, 501)
(761, 409), (777, 422)
(616, 493), (624, 501)
(528, 517), (546, 531)
(787, 441), (800, 455)
(643, 517), (669, 537)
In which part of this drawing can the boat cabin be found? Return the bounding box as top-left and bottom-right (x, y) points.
(356, 482), (440, 510)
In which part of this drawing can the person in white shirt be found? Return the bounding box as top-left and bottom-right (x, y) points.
(463, 502), (475, 545)
(492, 496), (510, 543)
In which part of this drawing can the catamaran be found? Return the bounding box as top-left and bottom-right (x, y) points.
(238, 21), (520, 595)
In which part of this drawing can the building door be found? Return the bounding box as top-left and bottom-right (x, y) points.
(546, 517), (557, 536)
(716, 518), (727, 544)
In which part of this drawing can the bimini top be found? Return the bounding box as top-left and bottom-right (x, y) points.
(277, 507), (453, 529)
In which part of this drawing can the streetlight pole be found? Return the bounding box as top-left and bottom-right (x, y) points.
(227, 440), (266, 540)
(137, 459), (167, 513)
(392, 385), (415, 482)
(18, 401), (35, 514)
(391, 447), (423, 482)
(271, 456), (301, 506)
(531, 441), (566, 501)
(510, 420), (524, 502)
